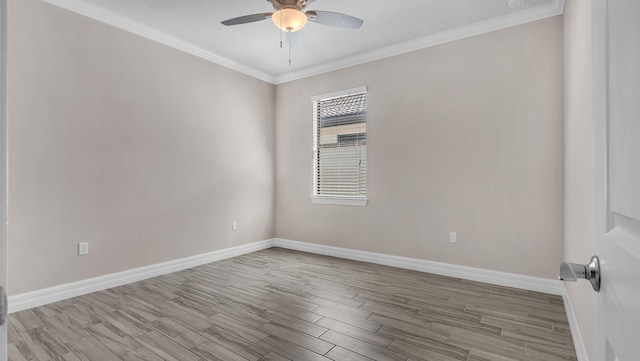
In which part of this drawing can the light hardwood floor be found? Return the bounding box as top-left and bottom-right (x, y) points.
(8, 248), (577, 361)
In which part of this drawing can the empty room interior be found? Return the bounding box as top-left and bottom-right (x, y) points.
(3, 0), (639, 360)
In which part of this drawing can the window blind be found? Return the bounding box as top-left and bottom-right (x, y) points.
(313, 89), (367, 199)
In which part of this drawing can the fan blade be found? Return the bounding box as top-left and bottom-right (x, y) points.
(221, 13), (272, 26)
(306, 10), (363, 29)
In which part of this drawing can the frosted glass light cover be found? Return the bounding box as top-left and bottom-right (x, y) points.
(272, 8), (308, 32)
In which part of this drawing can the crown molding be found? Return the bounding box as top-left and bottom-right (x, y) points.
(43, 0), (564, 85)
(42, 0), (277, 84)
(273, 0), (565, 84)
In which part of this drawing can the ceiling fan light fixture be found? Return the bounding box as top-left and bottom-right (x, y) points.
(272, 8), (308, 32)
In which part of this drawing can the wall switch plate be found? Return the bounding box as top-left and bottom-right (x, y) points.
(449, 232), (457, 243)
(232, 221), (238, 231)
(78, 242), (89, 255)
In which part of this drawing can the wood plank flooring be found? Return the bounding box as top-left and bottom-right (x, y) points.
(8, 248), (577, 361)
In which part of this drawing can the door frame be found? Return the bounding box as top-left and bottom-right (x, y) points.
(0, 0), (8, 359)
(591, 0), (608, 358)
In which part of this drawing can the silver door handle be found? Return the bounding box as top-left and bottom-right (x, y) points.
(558, 255), (601, 292)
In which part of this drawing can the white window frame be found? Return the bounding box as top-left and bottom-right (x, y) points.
(311, 86), (368, 207)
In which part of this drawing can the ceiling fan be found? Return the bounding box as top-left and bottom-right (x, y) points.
(221, 0), (364, 33)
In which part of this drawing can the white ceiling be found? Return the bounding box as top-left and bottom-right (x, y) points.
(44, 0), (564, 84)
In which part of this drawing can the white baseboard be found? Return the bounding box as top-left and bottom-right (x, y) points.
(561, 287), (590, 361)
(11, 236), (586, 360)
(273, 238), (564, 295)
(9, 237), (563, 313)
(8, 239), (275, 313)
(9, 237), (586, 360)
(273, 238), (591, 360)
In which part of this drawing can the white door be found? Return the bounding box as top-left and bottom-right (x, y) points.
(0, 0), (7, 359)
(592, 0), (640, 360)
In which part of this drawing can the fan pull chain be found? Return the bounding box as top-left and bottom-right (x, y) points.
(289, 40), (292, 66)
(279, 10), (283, 48)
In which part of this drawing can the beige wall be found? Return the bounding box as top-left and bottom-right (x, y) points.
(563, 0), (593, 357)
(7, 1), (568, 296)
(7, 0), (275, 294)
(275, 17), (564, 279)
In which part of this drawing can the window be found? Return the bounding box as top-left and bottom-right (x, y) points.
(312, 87), (367, 206)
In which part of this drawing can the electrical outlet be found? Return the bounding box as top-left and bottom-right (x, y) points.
(78, 242), (89, 255)
(449, 232), (457, 243)
(232, 221), (238, 231)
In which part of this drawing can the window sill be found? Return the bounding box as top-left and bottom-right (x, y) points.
(311, 197), (368, 207)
